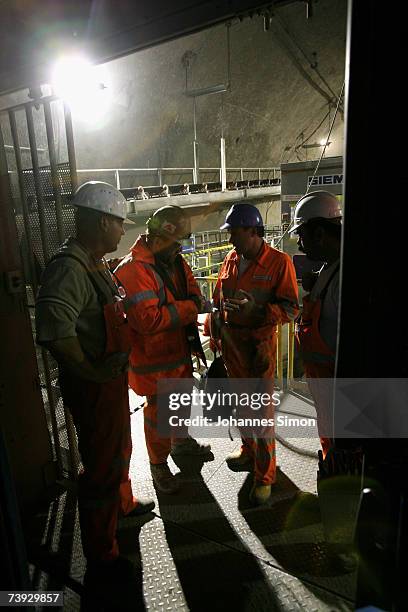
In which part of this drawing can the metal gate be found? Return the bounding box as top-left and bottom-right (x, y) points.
(0, 94), (80, 479)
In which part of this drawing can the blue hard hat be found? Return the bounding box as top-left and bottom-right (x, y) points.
(220, 202), (264, 230)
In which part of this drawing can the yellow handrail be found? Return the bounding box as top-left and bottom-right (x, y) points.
(192, 262), (223, 273)
(194, 275), (219, 281)
(184, 244), (231, 257)
(194, 275), (219, 298)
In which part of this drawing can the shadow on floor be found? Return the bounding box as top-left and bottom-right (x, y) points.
(24, 484), (150, 610)
(25, 485), (78, 583)
(237, 469), (356, 586)
(154, 454), (282, 612)
(82, 524), (146, 612)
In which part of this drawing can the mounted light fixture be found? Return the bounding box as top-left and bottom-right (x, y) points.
(51, 55), (111, 124)
(302, 141), (332, 149)
(185, 84), (228, 98)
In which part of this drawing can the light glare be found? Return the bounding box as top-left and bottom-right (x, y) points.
(51, 55), (111, 124)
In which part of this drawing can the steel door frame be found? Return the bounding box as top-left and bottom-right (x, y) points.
(0, 94), (80, 479)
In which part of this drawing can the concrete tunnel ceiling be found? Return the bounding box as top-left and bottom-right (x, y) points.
(0, 0), (346, 237)
(0, 1), (346, 169)
(62, 0), (344, 256)
(68, 0), (346, 174)
(0, 0), (299, 95)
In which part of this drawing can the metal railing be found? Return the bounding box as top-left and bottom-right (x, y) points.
(1, 95), (80, 480)
(187, 243), (231, 299)
(186, 226), (291, 299)
(76, 166), (281, 189)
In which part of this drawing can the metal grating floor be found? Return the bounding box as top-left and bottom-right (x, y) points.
(26, 392), (356, 611)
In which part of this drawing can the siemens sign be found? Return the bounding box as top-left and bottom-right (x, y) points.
(308, 174), (343, 187)
(281, 157), (343, 202)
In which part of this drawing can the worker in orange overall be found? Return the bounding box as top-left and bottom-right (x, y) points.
(115, 205), (211, 495)
(36, 182), (154, 581)
(289, 190), (342, 459)
(208, 202), (299, 505)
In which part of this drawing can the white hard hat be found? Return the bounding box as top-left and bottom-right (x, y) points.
(72, 181), (127, 220)
(289, 190), (342, 233)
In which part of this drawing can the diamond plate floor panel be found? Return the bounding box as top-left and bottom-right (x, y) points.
(25, 392), (355, 611)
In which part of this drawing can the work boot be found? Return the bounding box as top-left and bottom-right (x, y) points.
(171, 436), (212, 457)
(226, 450), (253, 472)
(150, 463), (180, 494)
(249, 483), (272, 506)
(123, 497), (155, 517)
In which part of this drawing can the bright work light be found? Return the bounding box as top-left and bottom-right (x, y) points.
(51, 55), (111, 124)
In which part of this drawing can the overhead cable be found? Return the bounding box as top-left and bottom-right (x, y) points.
(274, 13), (341, 106)
(305, 80), (345, 195)
(270, 13), (343, 115)
(295, 108), (331, 151)
(280, 104), (329, 164)
(274, 81), (345, 249)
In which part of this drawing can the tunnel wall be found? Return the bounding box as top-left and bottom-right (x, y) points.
(69, 0), (346, 175)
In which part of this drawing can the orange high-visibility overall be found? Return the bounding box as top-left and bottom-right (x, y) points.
(211, 242), (299, 485)
(60, 273), (137, 563)
(115, 235), (201, 464)
(296, 266), (339, 458)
